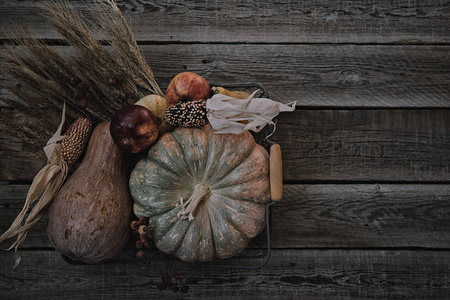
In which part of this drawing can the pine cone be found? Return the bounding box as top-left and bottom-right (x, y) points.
(164, 100), (208, 127)
(61, 118), (92, 165)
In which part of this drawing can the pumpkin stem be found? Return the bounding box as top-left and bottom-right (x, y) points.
(177, 184), (210, 221)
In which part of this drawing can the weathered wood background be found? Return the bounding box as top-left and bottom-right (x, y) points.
(1, 0), (449, 299)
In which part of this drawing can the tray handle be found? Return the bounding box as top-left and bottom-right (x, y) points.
(269, 144), (283, 202)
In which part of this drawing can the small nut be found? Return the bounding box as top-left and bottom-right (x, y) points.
(138, 225), (148, 235)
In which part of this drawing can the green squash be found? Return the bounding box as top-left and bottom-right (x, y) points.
(129, 124), (270, 262)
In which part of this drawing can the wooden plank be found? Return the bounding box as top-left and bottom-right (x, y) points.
(1, 0), (449, 44)
(272, 184), (450, 248)
(0, 183), (50, 249)
(139, 44), (450, 108)
(1, 44), (449, 109)
(1, 249), (449, 299)
(2, 109), (449, 182)
(275, 109), (450, 182)
(0, 131), (46, 182)
(2, 183), (449, 250)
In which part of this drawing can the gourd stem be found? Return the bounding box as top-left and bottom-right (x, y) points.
(177, 184), (210, 221)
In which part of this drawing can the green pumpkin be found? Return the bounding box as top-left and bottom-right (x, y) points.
(129, 124), (270, 262)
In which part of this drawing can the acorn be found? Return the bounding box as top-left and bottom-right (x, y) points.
(164, 99), (208, 128)
(61, 118), (92, 165)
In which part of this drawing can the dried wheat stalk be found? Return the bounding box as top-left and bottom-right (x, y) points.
(1, 0), (163, 147)
(90, 0), (164, 96)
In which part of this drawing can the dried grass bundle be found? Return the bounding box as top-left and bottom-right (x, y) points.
(1, 0), (162, 146)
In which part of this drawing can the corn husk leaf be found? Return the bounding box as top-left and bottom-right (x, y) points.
(0, 105), (70, 268)
(206, 91), (296, 134)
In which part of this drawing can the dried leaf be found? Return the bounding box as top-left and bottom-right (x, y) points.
(0, 105), (70, 268)
(206, 91), (296, 134)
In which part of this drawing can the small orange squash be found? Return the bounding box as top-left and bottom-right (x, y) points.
(129, 124), (270, 262)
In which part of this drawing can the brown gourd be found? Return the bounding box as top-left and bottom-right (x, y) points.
(47, 121), (133, 264)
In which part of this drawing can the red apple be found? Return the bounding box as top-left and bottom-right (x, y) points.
(165, 72), (211, 107)
(110, 105), (159, 153)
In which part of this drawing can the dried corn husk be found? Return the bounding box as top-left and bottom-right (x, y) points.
(0, 104), (89, 268)
(206, 90), (296, 134)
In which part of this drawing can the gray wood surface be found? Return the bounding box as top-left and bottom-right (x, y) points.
(273, 184), (450, 248)
(2, 183), (449, 249)
(1, 249), (449, 299)
(140, 44), (450, 108)
(1, 0), (449, 299)
(2, 109), (449, 181)
(2, 44), (449, 108)
(275, 109), (450, 182)
(1, 0), (449, 44)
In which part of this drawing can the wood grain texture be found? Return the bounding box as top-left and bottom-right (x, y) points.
(275, 109), (450, 182)
(1, 0), (449, 44)
(2, 44), (449, 109)
(272, 184), (450, 248)
(0, 182), (50, 249)
(0, 0), (449, 298)
(2, 183), (449, 250)
(2, 109), (449, 182)
(2, 44), (449, 180)
(139, 44), (450, 108)
(1, 249), (449, 299)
